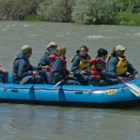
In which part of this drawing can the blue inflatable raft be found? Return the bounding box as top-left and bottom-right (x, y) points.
(0, 76), (140, 108)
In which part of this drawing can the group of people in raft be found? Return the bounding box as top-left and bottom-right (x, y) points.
(0, 42), (138, 86)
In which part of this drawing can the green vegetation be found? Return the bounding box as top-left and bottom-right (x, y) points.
(37, 0), (74, 22)
(0, 0), (42, 20)
(0, 0), (140, 25)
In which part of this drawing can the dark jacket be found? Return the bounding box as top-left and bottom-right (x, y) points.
(95, 57), (117, 79)
(47, 58), (62, 84)
(71, 53), (90, 85)
(13, 52), (40, 82)
(107, 56), (138, 76)
(38, 49), (57, 67)
(71, 53), (90, 75)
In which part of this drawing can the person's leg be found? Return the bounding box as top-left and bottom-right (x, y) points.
(0, 77), (3, 83)
(45, 72), (54, 84)
(21, 75), (45, 84)
(64, 79), (80, 85)
(3, 72), (8, 83)
(81, 74), (90, 85)
(96, 79), (119, 86)
(0, 71), (8, 83)
(73, 73), (89, 85)
(33, 75), (45, 84)
(39, 72), (48, 83)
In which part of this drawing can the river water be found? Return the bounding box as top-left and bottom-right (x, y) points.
(0, 21), (140, 140)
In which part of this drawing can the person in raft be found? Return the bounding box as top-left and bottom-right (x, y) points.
(38, 42), (57, 67)
(88, 48), (119, 86)
(12, 45), (47, 84)
(38, 42), (57, 83)
(46, 45), (70, 85)
(0, 65), (8, 83)
(107, 45), (138, 79)
(71, 46), (91, 85)
(56, 45), (79, 85)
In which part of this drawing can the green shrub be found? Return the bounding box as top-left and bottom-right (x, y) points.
(0, 0), (13, 20)
(0, 0), (41, 20)
(37, 0), (74, 22)
(0, 0), (139, 25)
(71, 0), (134, 24)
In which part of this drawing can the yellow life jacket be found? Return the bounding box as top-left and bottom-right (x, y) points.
(116, 57), (128, 75)
(79, 57), (90, 72)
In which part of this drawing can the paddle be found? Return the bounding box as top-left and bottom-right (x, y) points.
(20, 75), (32, 84)
(53, 79), (65, 88)
(53, 75), (77, 88)
(118, 77), (140, 97)
(20, 69), (45, 85)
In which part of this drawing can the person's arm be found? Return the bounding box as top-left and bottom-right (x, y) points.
(51, 58), (62, 82)
(107, 57), (118, 75)
(38, 53), (49, 67)
(71, 56), (81, 75)
(17, 60), (33, 79)
(101, 69), (118, 79)
(96, 60), (106, 71)
(127, 61), (138, 75)
(30, 64), (43, 71)
(52, 58), (62, 75)
(96, 60), (117, 79)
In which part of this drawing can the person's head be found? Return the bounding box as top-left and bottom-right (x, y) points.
(111, 47), (116, 57)
(97, 48), (108, 60)
(115, 45), (126, 57)
(56, 45), (66, 57)
(79, 45), (88, 57)
(21, 45), (32, 58)
(46, 42), (57, 52)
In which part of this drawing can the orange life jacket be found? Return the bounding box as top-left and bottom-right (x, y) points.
(88, 58), (102, 80)
(48, 54), (67, 76)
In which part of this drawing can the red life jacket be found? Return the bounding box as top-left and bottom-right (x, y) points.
(48, 54), (67, 76)
(88, 58), (102, 80)
(61, 58), (68, 76)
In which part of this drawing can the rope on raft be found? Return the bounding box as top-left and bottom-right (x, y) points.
(0, 77), (139, 93)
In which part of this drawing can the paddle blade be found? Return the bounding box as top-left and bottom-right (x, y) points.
(20, 76), (32, 85)
(53, 81), (62, 88)
(125, 83), (140, 97)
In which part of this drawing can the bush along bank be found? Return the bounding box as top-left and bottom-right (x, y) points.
(0, 0), (140, 25)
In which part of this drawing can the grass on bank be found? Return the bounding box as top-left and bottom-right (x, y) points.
(24, 12), (140, 26)
(115, 12), (140, 25)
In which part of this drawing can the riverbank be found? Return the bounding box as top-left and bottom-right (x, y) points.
(1, 13), (140, 26)
(0, 0), (140, 26)
(113, 13), (140, 26)
(24, 12), (140, 26)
